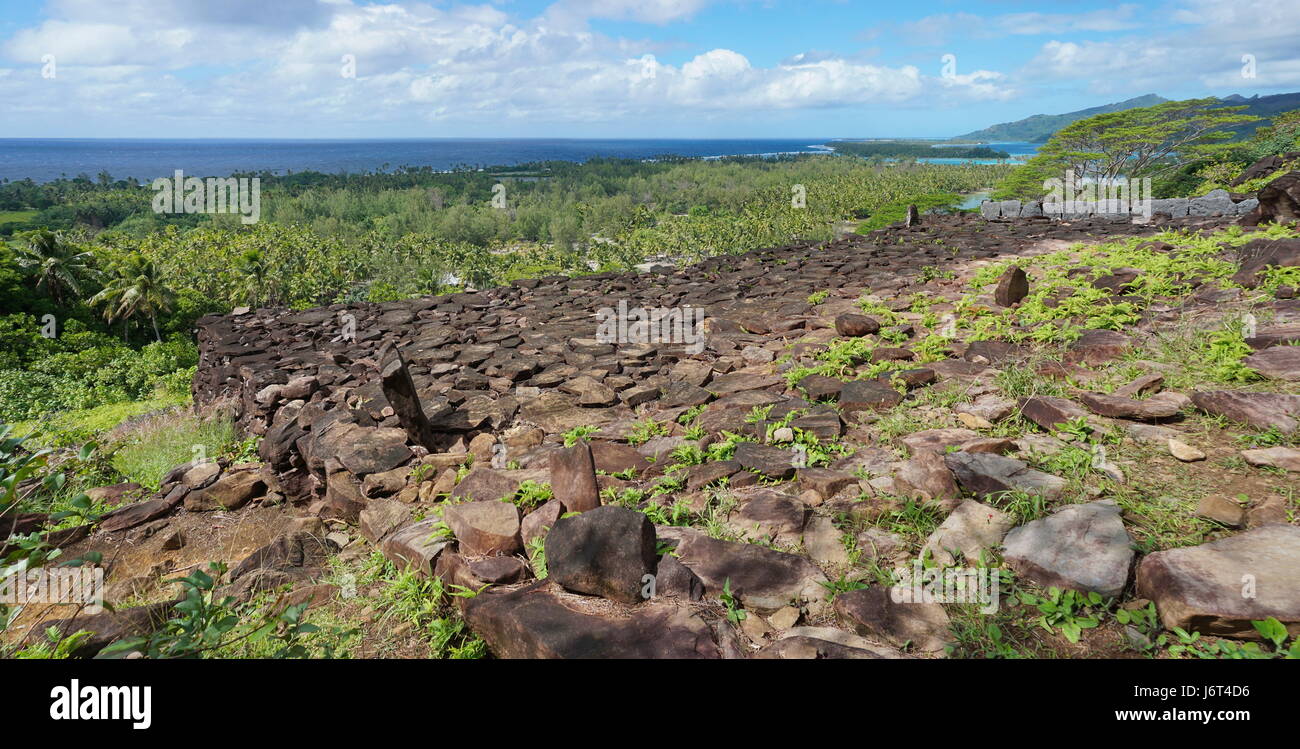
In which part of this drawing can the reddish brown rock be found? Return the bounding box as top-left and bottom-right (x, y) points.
(549, 442), (601, 513)
(1190, 390), (1300, 433)
(834, 313), (880, 337)
(545, 505), (658, 604)
(1065, 329), (1132, 365)
(463, 581), (721, 659)
(1136, 525), (1300, 639)
(445, 500), (522, 556)
(994, 265), (1028, 307)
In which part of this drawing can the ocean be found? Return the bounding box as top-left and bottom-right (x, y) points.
(0, 138), (1039, 183)
(0, 138), (837, 183)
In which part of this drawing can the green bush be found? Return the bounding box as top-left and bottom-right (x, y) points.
(0, 335), (196, 421)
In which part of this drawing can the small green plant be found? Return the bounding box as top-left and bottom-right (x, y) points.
(628, 417), (669, 445)
(563, 425), (600, 446)
(806, 290), (829, 305)
(819, 575), (867, 601)
(676, 405), (706, 427)
(527, 536), (548, 579)
(668, 443), (707, 467)
(0, 422), (52, 511)
(1018, 587), (1106, 644)
(1052, 416), (1093, 443)
(12, 628), (93, 659)
(720, 578), (746, 625)
(512, 480), (553, 512)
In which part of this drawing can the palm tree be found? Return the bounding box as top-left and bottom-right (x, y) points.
(232, 249), (270, 308)
(88, 254), (176, 342)
(11, 229), (96, 306)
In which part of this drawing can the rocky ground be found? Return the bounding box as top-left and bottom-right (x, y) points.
(9, 207), (1300, 659)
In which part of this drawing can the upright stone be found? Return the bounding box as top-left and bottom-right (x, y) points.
(549, 441), (601, 513)
(994, 266), (1028, 307)
(379, 343), (438, 450)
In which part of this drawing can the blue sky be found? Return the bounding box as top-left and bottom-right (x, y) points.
(0, 0), (1297, 138)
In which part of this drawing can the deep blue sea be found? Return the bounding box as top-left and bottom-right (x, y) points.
(0, 138), (840, 183)
(0, 138), (1041, 183)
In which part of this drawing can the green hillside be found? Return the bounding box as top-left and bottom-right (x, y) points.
(953, 94), (1167, 143)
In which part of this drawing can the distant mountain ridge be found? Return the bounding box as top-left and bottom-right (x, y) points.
(954, 94), (1167, 143)
(954, 91), (1300, 144)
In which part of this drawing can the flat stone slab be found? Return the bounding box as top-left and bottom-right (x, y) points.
(834, 585), (952, 653)
(445, 500), (522, 556)
(1077, 391), (1188, 420)
(463, 581), (721, 658)
(1019, 396), (1092, 432)
(1243, 346), (1300, 381)
(900, 428), (979, 454)
(1136, 524), (1300, 639)
(922, 499), (1014, 567)
(1003, 501), (1134, 597)
(1190, 390), (1300, 433)
(756, 627), (911, 659)
(1241, 446), (1300, 472)
(943, 451), (1066, 502)
(733, 441), (798, 480)
(838, 380), (904, 412)
(658, 527), (827, 613)
(729, 490), (808, 543)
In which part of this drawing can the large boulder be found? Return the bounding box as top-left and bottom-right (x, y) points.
(1136, 525), (1300, 638)
(1240, 172), (1300, 227)
(463, 581), (721, 659)
(545, 506), (657, 604)
(1002, 501), (1134, 597)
